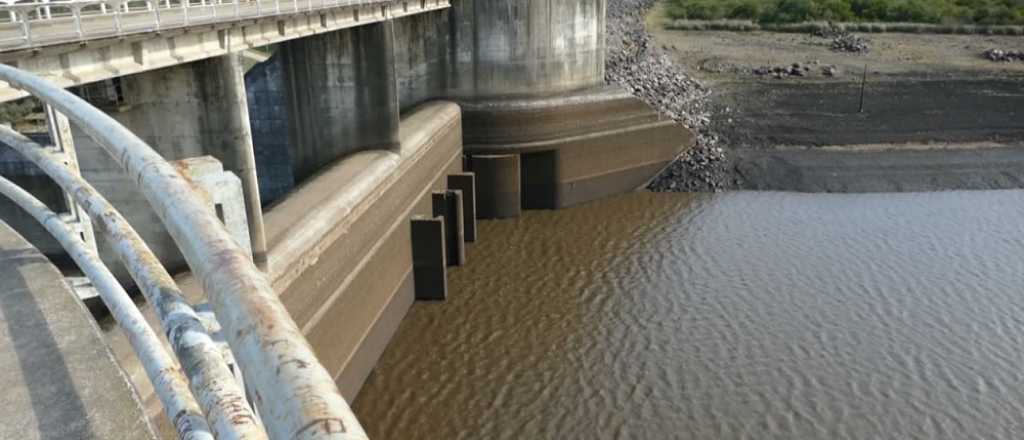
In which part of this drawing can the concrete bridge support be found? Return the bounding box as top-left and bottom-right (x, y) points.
(280, 21), (401, 182)
(445, 0), (607, 98)
(391, 0), (692, 218)
(73, 54), (267, 274)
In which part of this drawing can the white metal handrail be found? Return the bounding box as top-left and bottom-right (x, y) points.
(0, 174), (215, 440)
(0, 125), (266, 440)
(0, 0), (388, 51)
(0, 65), (367, 439)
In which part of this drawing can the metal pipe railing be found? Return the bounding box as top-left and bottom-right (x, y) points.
(0, 125), (267, 440)
(0, 60), (366, 440)
(0, 174), (214, 440)
(0, 0), (392, 50)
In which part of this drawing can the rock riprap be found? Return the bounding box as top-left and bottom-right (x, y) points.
(606, 0), (729, 192)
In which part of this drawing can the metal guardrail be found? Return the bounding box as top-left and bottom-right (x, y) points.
(0, 0), (386, 50)
(0, 173), (216, 440)
(0, 65), (367, 439)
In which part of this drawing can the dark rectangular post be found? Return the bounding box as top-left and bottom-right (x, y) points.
(432, 190), (465, 266)
(411, 215), (447, 301)
(447, 172), (477, 242)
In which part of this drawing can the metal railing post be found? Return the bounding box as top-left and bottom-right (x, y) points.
(18, 10), (31, 45)
(71, 5), (83, 37)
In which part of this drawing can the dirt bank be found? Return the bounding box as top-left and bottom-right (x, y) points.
(644, 2), (1024, 192)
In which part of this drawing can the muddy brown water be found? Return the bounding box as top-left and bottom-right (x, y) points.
(354, 190), (1024, 439)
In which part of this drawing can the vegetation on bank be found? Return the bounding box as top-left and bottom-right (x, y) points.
(665, 0), (1024, 25)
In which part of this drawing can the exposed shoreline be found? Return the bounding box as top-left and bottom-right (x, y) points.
(638, 1), (1024, 193)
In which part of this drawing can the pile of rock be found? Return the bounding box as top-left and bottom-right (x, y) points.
(984, 48), (1024, 62)
(811, 24), (870, 53)
(606, 0), (729, 192)
(752, 62), (840, 79)
(754, 63), (809, 78)
(831, 33), (870, 53)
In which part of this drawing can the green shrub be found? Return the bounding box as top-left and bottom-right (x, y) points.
(728, 0), (765, 19)
(889, 0), (944, 22)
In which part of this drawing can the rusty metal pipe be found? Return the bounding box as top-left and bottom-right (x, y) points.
(0, 61), (365, 440)
(0, 175), (214, 440)
(0, 126), (267, 440)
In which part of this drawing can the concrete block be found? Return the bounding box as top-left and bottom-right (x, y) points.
(173, 156), (253, 258)
(447, 172), (477, 241)
(468, 154), (521, 219)
(410, 216), (447, 301)
(432, 190), (465, 266)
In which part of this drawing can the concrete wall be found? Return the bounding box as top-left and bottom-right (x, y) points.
(245, 53), (295, 206)
(392, 12), (451, 109)
(264, 102), (463, 398)
(280, 22), (401, 182)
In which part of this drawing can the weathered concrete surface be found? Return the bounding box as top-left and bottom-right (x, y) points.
(464, 86), (694, 210)
(280, 22), (401, 182)
(245, 53), (296, 206)
(392, 0), (607, 104)
(69, 55), (262, 278)
(264, 101), (463, 398)
(468, 154), (521, 219)
(446, 0), (607, 98)
(0, 221), (154, 440)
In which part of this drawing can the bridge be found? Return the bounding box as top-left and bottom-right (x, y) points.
(0, 0), (694, 438)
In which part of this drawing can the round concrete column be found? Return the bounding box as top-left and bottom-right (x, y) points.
(470, 154), (521, 219)
(447, 0), (607, 98)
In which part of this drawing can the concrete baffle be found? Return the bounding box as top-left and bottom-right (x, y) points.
(447, 172), (477, 242)
(410, 215), (447, 301)
(432, 189), (465, 267)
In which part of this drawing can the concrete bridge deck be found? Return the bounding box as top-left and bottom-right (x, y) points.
(0, 0), (450, 102)
(0, 220), (153, 440)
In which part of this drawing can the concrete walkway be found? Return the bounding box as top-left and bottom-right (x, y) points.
(0, 221), (154, 440)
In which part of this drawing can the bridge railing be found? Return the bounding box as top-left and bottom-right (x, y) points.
(0, 0), (386, 50)
(0, 65), (367, 439)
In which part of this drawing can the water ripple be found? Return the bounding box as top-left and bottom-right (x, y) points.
(355, 190), (1024, 440)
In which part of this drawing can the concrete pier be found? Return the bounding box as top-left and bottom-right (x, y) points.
(389, 0), (692, 215)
